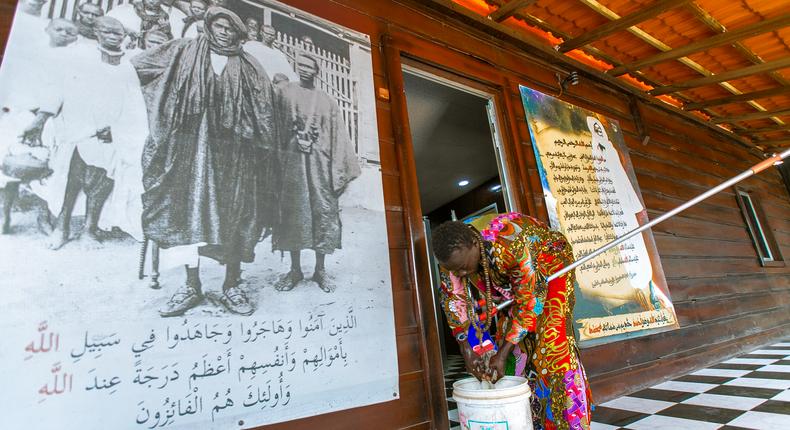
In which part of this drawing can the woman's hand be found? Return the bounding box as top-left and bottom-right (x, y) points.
(485, 351), (507, 383)
(460, 340), (488, 381)
(485, 342), (515, 383)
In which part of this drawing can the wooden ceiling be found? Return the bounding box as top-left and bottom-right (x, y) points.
(425, 0), (790, 153)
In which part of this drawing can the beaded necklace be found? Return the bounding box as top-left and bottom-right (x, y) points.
(465, 228), (494, 346)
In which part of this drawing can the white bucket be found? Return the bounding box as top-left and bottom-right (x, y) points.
(451, 376), (533, 430)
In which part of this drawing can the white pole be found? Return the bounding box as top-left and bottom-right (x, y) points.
(493, 148), (790, 313)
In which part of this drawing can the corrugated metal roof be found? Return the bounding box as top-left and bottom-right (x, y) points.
(448, 0), (790, 151)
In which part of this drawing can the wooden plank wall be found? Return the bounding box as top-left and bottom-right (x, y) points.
(277, 0), (790, 411)
(581, 103), (790, 400)
(1, 0), (789, 428)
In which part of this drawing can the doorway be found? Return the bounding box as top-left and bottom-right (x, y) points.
(401, 65), (512, 368)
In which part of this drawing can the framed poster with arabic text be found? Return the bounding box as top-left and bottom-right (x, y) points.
(0, 0), (397, 428)
(520, 86), (679, 347)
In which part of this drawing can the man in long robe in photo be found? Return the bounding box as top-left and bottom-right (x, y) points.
(22, 16), (147, 247)
(6, 18), (78, 231)
(132, 7), (275, 317)
(0, 0), (56, 234)
(273, 53), (360, 293)
(0, 0), (54, 124)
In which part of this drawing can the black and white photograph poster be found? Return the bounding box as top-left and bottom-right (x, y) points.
(0, 0), (396, 428)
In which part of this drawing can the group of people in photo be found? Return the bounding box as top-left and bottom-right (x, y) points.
(0, 0), (361, 317)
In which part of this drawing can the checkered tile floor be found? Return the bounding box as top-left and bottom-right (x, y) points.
(443, 340), (790, 430)
(443, 354), (469, 430)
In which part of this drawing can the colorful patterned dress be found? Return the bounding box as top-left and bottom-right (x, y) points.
(438, 212), (592, 430)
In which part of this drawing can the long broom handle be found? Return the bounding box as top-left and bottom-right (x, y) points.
(492, 148), (790, 313)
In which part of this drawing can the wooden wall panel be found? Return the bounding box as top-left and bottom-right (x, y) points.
(642, 193), (744, 226)
(650, 213), (753, 242)
(1, 0), (788, 428)
(636, 174), (739, 210)
(580, 101), (790, 401)
(653, 234), (758, 258)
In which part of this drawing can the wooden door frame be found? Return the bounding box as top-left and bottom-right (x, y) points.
(382, 28), (535, 429)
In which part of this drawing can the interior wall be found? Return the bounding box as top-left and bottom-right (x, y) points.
(426, 177), (506, 226)
(1, 0), (788, 428)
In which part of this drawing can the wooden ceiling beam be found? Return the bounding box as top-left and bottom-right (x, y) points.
(711, 108), (790, 124)
(650, 57), (790, 96)
(684, 86), (790, 111)
(484, 0), (691, 98)
(734, 124), (790, 135)
(609, 14), (790, 77)
(557, 0), (691, 53)
(686, 4), (790, 89)
(487, 0), (537, 22)
(754, 139), (790, 149)
(421, 0), (762, 154)
(574, 0), (769, 124)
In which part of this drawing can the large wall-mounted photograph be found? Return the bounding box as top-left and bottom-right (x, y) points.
(0, 0), (397, 428)
(520, 86), (679, 347)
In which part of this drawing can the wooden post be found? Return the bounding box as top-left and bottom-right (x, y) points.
(382, 34), (450, 430)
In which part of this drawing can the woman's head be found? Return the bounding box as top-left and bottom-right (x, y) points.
(432, 221), (481, 277)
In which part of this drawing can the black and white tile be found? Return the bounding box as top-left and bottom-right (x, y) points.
(592, 341), (790, 430)
(444, 354), (468, 430)
(443, 340), (790, 430)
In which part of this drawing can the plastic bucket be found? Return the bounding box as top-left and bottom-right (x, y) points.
(451, 376), (533, 430)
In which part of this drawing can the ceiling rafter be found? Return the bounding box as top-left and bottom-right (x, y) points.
(755, 139), (790, 149)
(574, 0), (774, 130)
(734, 124), (790, 135)
(427, 0), (787, 150)
(711, 108), (790, 124)
(608, 13), (790, 77)
(487, 0), (537, 22)
(686, 3), (790, 91)
(649, 57), (790, 96)
(423, 0), (759, 143)
(483, 0), (713, 115)
(557, 0), (691, 53)
(684, 86), (790, 111)
(684, 3), (790, 126)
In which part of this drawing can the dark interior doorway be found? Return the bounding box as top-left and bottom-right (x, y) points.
(401, 67), (511, 366)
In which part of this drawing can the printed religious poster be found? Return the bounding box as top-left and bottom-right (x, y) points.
(519, 86), (679, 347)
(0, 0), (398, 428)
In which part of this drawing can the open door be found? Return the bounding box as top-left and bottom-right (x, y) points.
(401, 65), (514, 366)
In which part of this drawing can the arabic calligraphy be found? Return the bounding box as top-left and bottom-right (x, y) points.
(38, 361), (73, 398)
(25, 321), (59, 360)
(578, 309), (676, 338)
(22, 306), (363, 426)
(538, 134), (648, 285)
